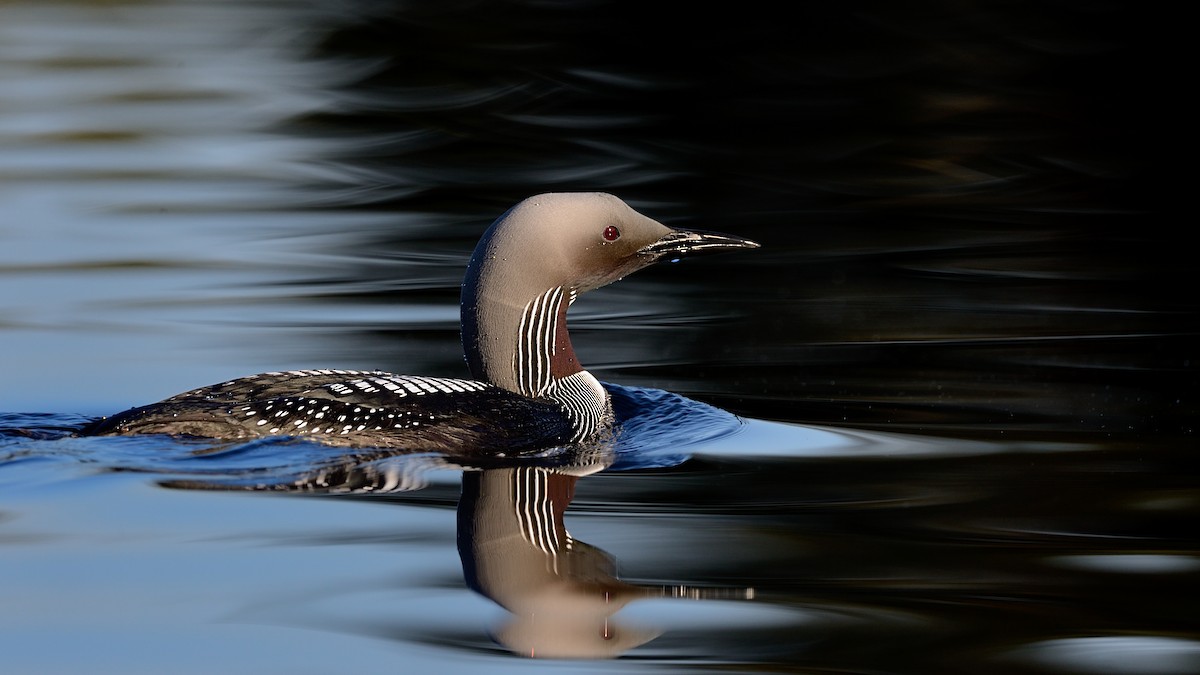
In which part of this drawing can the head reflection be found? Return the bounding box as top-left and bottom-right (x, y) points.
(458, 466), (660, 658)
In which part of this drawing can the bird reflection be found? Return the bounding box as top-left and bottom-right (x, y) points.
(159, 444), (752, 659)
(462, 466), (694, 658)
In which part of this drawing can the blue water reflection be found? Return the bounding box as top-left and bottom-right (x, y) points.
(1, 404), (1046, 664)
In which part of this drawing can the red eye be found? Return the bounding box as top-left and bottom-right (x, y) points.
(602, 225), (620, 241)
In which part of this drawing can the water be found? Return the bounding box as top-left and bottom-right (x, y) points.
(1, 1), (1196, 673)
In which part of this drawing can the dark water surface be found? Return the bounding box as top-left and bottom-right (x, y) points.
(2, 1), (1195, 673)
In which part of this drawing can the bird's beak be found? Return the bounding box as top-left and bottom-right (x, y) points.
(638, 228), (761, 259)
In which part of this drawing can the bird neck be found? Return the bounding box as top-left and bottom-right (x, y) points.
(463, 283), (611, 440)
(462, 284), (585, 399)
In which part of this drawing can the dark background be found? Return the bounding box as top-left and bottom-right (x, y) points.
(282, 0), (1191, 438)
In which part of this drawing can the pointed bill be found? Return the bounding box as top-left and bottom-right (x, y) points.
(638, 229), (761, 259)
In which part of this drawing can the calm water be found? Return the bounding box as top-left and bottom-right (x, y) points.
(1, 1), (1195, 673)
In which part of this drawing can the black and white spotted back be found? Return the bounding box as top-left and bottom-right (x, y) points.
(86, 369), (576, 453)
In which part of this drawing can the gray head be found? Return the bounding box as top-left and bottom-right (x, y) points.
(461, 193), (758, 396)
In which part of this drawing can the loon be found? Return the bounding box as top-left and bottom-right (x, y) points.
(84, 193), (758, 452)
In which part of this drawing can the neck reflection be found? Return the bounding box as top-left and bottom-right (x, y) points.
(457, 465), (752, 659)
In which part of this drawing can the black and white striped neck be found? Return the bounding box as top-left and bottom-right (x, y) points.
(467, 281), (611, 441)
(513, 285), (610, 441)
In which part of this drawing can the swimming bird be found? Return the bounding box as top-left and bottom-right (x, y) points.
(84, 193), (758, 453)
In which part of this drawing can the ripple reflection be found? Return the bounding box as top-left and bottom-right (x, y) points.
(1005, 636), (1200, 674)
